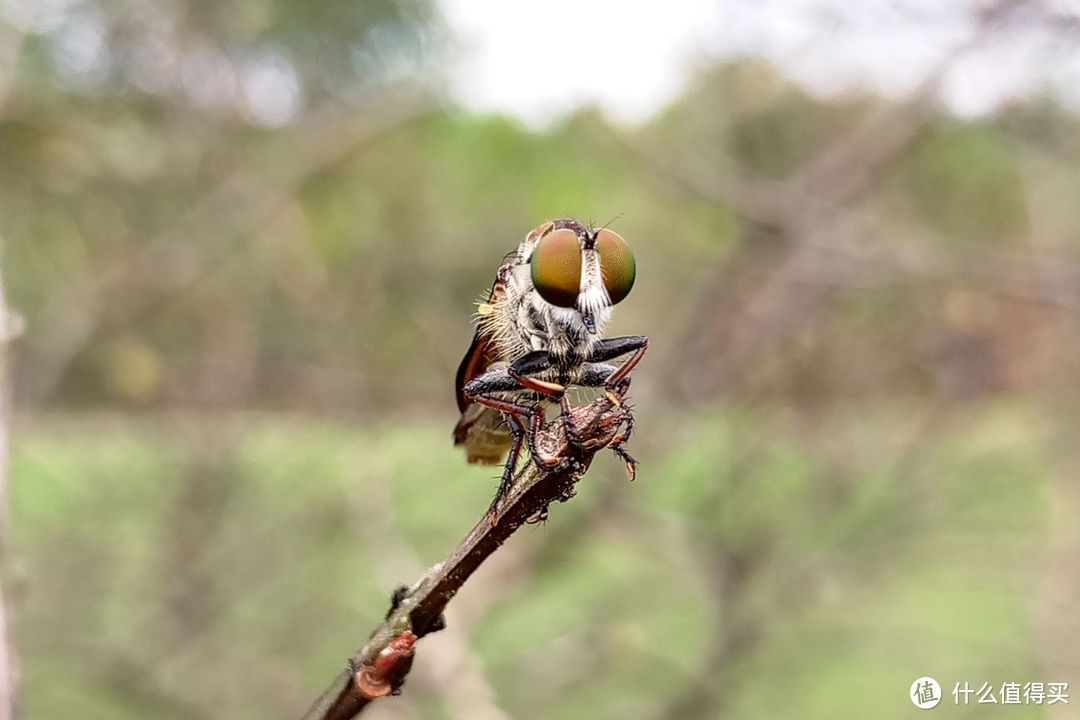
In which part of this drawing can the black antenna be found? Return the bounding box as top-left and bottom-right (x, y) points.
(595, 211), (625, 232)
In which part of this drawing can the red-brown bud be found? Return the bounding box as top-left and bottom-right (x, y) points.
(354, 630), (417, 699)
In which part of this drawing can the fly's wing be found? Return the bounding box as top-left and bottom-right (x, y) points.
(453, 270), (514, 464)
(452, 400), (511, 465)
(454, 321), (496, 414)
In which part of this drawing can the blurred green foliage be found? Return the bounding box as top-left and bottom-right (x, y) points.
(10, 402), (1055, 719)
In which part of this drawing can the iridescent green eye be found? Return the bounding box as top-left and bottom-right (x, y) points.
(531, 228), (582, 308)
(596, 229), (635, 304)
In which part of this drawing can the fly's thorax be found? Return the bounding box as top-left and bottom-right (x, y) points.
(498, 261), (540, 357)
(474, 261), (524, 363)
(543, 303), (609, 371)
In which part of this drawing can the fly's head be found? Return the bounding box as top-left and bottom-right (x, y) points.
(516, 218), (636, 337)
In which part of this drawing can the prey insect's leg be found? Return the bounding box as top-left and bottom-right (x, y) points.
(572, 369), (639, 480)
(559, 362), (618, 449)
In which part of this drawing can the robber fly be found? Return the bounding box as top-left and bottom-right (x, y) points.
(453, 218), (648, 519)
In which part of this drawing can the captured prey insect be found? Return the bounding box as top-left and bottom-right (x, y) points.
(452, 218), (648, 520)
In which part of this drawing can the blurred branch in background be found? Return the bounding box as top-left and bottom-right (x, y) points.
(0, 249), (24, 720)
(0, 19), (25, 115)
(0, 15), (25, 718)
(626, 0), (1071, 406)
(23, 86), (437, 405)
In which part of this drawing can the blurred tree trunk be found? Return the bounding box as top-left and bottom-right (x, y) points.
(1039, 442), (1080, 719)
(0, 250), (22, 720)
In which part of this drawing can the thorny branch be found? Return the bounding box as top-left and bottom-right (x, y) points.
(300, 391), (636, 720)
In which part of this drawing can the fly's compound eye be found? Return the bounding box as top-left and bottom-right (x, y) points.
(531, 228), (582, 308)
(595, 229), (635, 304)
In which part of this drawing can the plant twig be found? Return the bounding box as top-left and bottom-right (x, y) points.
(300, 392), (636, 720)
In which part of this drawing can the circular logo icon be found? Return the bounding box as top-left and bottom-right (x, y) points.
(911, 677), (942, 709)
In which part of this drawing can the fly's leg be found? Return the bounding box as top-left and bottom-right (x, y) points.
(585, 335), (648, 405)
(606, 377), (638, 480)
(464, 369), (562, 473)
(509, 338), (648, 461)
(525, 505), (549, 525)
(464, 341), (648, 511)
(587, 338), (643, 483)
(489, 413), (525, 520)
(504, 353), (578, 468)
(464, 365), (560, 522)
(500, 351), (572, 469)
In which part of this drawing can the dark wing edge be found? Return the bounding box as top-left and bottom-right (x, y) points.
(452, 328), (511, 463)
(454, 327), (494, 414)
(453, 266), (513, 463)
